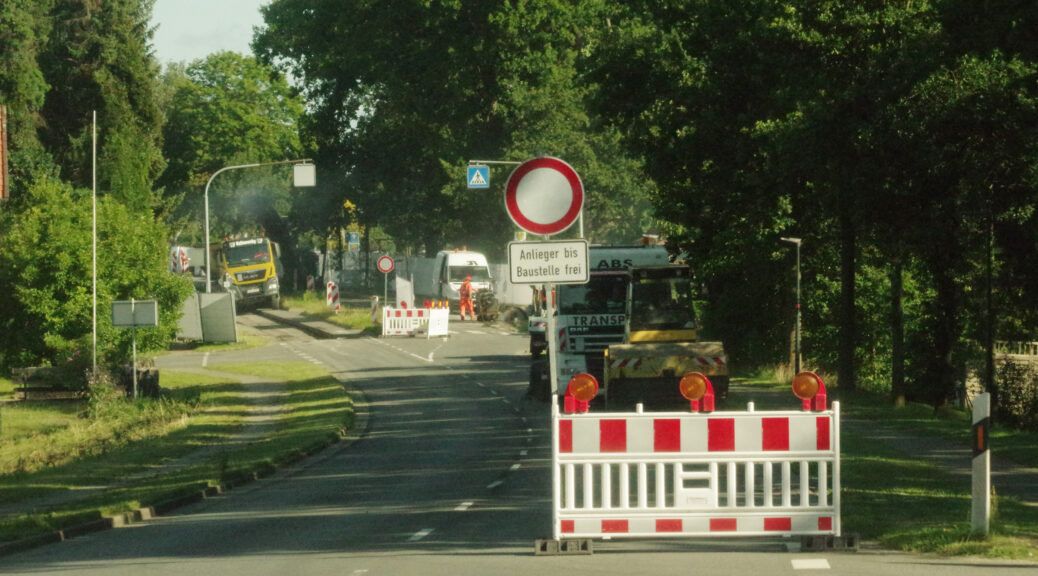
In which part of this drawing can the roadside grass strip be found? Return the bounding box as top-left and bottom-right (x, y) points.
(0, 361), (353, 546)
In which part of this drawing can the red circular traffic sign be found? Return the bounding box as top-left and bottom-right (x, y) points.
(376, 255), (395, 274)
(504, 157), (583, 236)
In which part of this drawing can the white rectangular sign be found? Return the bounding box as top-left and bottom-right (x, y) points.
(111, 300), (159, 327)
(508, 240), (589, 285)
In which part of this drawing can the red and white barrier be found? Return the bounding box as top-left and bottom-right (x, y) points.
(552, 402), (840, 540)
(326, 282), (340, 313)
(307, 275), (315, 291)
(381, 307), (450, 338)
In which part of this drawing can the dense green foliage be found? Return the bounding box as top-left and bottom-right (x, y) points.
(0, 1), (1034, 423)
(255, 0), (1036, 421)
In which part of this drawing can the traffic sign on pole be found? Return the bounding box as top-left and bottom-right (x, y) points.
(504, 157), (583, 236)
(467, 165), (490, 189)
(377, 255), (395, 274)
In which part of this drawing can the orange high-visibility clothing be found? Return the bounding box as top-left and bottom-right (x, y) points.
(459, 279), (475, 320)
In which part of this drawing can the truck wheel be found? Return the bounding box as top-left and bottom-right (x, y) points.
(269, 294), (280, 309)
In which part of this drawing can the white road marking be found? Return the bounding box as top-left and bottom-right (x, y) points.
(791, 559), (831, 570)
(510, 464), (521, 471)
(202, 352), (210, 368)
(409, 528), (434, 542)
(455, 501), (474, 511)
(520, 450), (528, 457)
(487, 480), (504, 489)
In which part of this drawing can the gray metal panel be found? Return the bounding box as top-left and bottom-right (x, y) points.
(199, 293), (238, 343)
(177, 293), (204, 340)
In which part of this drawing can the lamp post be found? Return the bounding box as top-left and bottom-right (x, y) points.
(203, 159), (315, 292)
(780, 237), (802, 373)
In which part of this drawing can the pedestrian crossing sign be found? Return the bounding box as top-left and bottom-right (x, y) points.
(467, 165), (490, 189)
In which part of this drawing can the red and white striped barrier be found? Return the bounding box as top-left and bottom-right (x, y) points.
(326, 282), (340, 313)
(608, 356), (727, 369)
(381, 307), (450, 337)
(552, 403), (840, 541)
(307, 275), (315, 292)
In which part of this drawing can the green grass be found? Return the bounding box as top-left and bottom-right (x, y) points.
(731, 375), (1038, 560)
(282, 292), (379, 333)
(0, 361), (353, 545)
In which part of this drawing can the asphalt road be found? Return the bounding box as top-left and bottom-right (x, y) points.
(0, 314), (1032, 575)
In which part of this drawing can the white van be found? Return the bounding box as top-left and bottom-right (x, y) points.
(433, 250), (492, 304)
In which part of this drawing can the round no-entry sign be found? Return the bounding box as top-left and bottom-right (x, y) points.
(376, 255), (395, 274)
(504, 157), (583, 236)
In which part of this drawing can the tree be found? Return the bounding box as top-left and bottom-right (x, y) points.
(38, 0), (165, 212)
(255, 0), (656, 257)
(159, 51), (307, 243)
(0, 0), (57, 196)
(0, 177), (192, 371)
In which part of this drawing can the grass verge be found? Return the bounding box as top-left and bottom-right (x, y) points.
(0, 361), (353, 546)
(730, 374), (1038, 560)
(282, 291), (379, 334)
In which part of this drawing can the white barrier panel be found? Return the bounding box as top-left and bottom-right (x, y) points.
(427, 308), (450, 337)
(552, 403), (840, 540)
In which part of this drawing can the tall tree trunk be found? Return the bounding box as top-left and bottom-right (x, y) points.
(839, 209), (857, 391)
(890, 256), (905, 405)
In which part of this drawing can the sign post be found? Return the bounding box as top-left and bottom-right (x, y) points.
(972, 393), (991, 535)
(111, 299), (159, 398)
(377, 255), (395, 312)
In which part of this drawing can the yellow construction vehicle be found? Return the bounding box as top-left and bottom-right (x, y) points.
(603, 265), (729, 409)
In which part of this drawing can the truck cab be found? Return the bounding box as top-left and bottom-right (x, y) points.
(215, 235), (283, 310)
(528, 245), (669, 401)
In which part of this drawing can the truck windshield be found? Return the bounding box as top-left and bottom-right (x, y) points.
(629, 276), (697, 331)
(449, 266), (491, 282)
(224, 242), (271, 267)
(559, 274), (627, 315)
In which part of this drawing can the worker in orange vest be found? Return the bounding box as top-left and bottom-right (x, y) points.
(459, 275), (476, 321)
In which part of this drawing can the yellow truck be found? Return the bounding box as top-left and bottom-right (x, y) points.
(214, 235), (283, 310)
(603, 265), (729, 409)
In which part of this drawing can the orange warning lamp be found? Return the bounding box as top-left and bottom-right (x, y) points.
(679, 372), (715, 412)
(792, 371), (827, 411)
(564, 373), (598, 414)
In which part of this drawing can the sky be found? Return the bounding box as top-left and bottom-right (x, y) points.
(151, 0), (269, 66)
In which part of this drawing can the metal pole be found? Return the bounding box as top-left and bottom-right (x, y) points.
(781, 237), (803, 373)
(972, 393), (991, 535)
(92, 111), (97, 375)
(795, 241), (802, 374)
(203, 159), (313, 293)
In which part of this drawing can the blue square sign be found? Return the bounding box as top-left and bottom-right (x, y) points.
(467, 165), (490, 189)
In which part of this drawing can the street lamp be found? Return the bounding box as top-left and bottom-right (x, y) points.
(203, 159), (316, 292)
(780, 237), (802, 373)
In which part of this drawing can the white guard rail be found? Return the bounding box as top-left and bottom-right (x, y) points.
(552, 402), (840, 540)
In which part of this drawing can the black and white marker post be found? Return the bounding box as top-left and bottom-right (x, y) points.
(971, 392), (991, 536)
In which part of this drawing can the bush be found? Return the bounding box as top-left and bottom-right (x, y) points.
(997, 360), (1038, 430)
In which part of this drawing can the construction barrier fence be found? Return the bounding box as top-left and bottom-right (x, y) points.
(552, 401), (840, 541)
(382, 307), (449, 338)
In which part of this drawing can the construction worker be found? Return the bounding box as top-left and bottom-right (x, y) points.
(459, 275), (476, 320)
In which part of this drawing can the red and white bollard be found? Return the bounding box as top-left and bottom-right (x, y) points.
(307, 275), (315, 292)
(371, 296), (379, 324)
(326, 282), (340, 313)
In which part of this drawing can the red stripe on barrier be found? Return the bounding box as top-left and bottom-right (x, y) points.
(764, 517), (792, 531)
(561, 520), (575, 534)
(818, 517), (833, 531)
(602, 520), (629, 534)
(656, 519), (683, 533)
(708, 418), (735, 451)
(559, 420), (573, 453)
(817, 416), (831, 450)
(710, 518), (737, 532)
(600, 420), (627, 452)
(762, 417), (790, 451)
(654, 419), (681, 452)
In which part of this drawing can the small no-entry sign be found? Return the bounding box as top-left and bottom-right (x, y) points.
(504, 157), (583, 236)
(377, 255), (395, 274)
